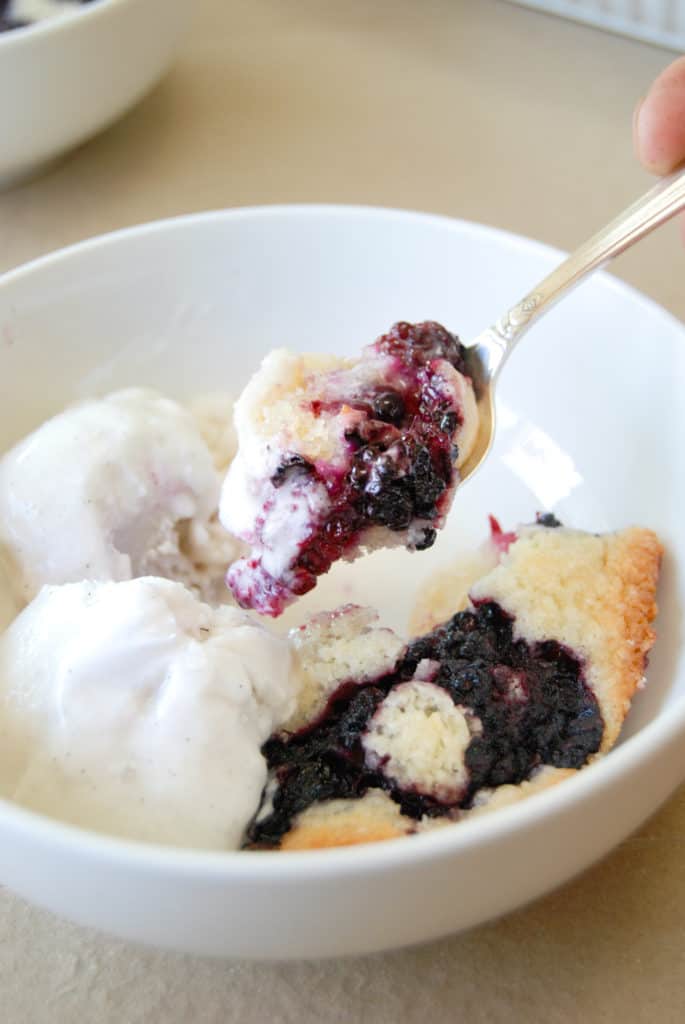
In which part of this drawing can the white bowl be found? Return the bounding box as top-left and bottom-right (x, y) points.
(0, 0), (189, 188)
(0, 206), (684, 959)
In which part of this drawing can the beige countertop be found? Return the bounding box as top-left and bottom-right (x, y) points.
(1, 1), (684, 1020)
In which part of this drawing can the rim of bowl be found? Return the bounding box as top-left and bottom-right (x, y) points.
(0, 0), (136, 49)
(3, 202), (685, 343)
(1, 202), (683, 879)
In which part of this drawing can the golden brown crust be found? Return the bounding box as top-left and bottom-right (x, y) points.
(281, 818), (406, 850)
(279, 792), (413, 850)
(469, 526), (663, 752)
(280, 768), (578, 849)
(465, 766), (577, 817)
(599, 528), (663, 748)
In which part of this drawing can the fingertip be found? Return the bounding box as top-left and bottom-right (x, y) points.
(635, 56), (685, 175)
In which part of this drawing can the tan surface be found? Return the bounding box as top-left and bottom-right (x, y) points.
(1, 0), (684, 1020)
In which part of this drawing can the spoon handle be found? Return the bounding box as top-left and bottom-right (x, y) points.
(487, 166), (685, 371)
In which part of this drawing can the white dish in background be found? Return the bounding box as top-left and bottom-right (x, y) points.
(0, 0), (189, 188)
(0, 205), (683, 959)
(506, 0), (685, 51)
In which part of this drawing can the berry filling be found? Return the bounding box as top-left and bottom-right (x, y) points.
(226, 322), (476, 616)
(488, 514), (518, 555)
(247, 599), (604, 847)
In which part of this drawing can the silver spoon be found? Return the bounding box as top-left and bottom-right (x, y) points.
(460, 167), (685, 481)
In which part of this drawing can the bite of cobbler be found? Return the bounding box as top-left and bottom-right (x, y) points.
(220, 321), (479, 616)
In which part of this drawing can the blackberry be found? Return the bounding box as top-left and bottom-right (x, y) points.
(363, 483), (414, 531)
(439, 411), (459, 434)
(271, 453), (314, 488)
(372, 390), (406, 425)
(376, 321), (468, 375)
(536, 512), (563, 529)
(349, 436), (450, 533)
(337, 688), (385, 749)
(414, 527), (437, 551)
(410, 444), (446, 513)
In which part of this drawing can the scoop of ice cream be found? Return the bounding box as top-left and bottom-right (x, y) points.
(186, 392), (238, 473)
(0, 389), (238, 606)
(0, 577), (296, 849)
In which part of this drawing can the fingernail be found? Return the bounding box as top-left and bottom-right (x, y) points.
(632, 97), (645, 142)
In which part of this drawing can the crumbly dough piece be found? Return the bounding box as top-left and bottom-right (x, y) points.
(286, 605), (405, 732)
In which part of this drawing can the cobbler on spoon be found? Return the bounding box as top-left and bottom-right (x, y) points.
(221, 321), (478, 616)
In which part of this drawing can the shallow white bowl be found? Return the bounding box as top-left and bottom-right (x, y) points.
(0, 206), (684, 959)
(0, 0), (189, 188)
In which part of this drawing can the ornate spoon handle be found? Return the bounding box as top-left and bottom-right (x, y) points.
(483, 167), (685, 374)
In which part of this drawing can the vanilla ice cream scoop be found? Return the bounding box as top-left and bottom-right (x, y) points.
(0, 577), (296, 849)
(0, 389), (236, 606)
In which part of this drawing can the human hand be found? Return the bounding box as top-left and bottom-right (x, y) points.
(634, 56), (685, 241)
(634, 56), (685, 174)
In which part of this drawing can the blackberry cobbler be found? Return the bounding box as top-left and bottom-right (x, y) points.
(220, 322), (479, 616)
(247, 520), (662, 850)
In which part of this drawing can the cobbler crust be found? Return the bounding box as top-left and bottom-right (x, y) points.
(231, 344), (477, 470)
(466, 765), (576, 816)
(286, 605), (405, 733)
(279, 791), (412, 850)
(468, 526), (662, 753)
(232, 349), (350, 466)
(412, 526), (662, 754)
(279, 766), (576, 850)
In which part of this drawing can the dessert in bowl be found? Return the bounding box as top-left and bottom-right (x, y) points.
(0, 205), (683, 959)
(0, 0), (189, 187)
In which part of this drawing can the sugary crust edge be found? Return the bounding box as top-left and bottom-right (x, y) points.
(278, 767), (577, 851)
(594, 527), (663, 751)
(279, 791), (412, 850)
(465, 766), (577, 817)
